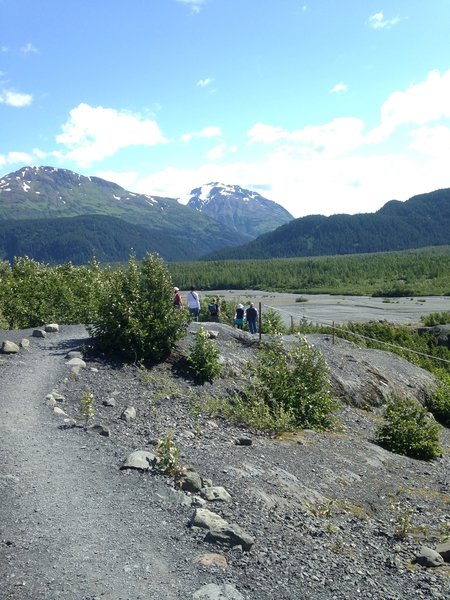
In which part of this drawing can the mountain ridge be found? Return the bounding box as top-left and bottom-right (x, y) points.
(204, 187), (450, 260)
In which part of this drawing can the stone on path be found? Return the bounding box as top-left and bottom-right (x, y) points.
(201, 486), (232, 503)
(436, 541), (450, 562)
(1, 341), (20, 354)
(121, 450), (156, 471)
(193, 552), (228, 568)
(45, 323), (59, 332)
(32, 329), (47, 338)
(121, 406), (136, 421)
(189, 508), (254, 551)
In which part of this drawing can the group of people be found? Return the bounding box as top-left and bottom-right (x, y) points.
(173, 286), (258, 334)
(234, 302), (258, 334)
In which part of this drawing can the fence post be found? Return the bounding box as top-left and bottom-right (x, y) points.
(259, 302), (262, 342)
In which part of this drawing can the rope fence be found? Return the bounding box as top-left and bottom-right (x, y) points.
(261, 303), (450, 368)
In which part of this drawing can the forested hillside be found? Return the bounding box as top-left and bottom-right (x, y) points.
(206, 188), (450, 260)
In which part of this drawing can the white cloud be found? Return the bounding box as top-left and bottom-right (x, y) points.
(197, 78), (214, 88)
(0, 89), (33, 107)
(176, 0), (205, 13)
(408, 125), (450, 157)
(56, 103), (167, 166)
(206, 144), (227, 161)
(0, 151), (35, 167)
(369, 11), (400, 30)
(21, 42), (38, 54)
(120, 69), (450, 218)
(366, 70), (450, 143)
(330, 82), (348, 93)
(247, 118), (365, 157)
(181, 126), (221, 142)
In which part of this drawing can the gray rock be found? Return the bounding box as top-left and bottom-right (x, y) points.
(45, 323), (59, 332)
(189, 508), (254, 551)
(436, 541), (450, 562)
(1, 341), (20, 354)
(53, 406), (67, 416)
(32, 329), (47, 338)
(190, 508), (227, 531)
(121, 450), (156, 470)
(67, 357), (86, 368)
(235, 437), (252, 446)
(121, 406), (136, 421)
(88, 424), (111, 437)
(193, 583), (243, 599)
(180, 470), (203, 493)
(201, 486), (232, 503)
(102, 397), (116, 407)
(20, 339), (30, 348)
(415, 545), (445, 567)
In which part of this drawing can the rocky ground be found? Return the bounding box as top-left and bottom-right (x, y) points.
(1, 322), (450, 599)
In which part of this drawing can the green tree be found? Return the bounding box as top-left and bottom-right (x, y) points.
(89, 253), (189, 361)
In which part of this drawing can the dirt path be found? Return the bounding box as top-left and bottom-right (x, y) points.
(0, 328), (194, 600)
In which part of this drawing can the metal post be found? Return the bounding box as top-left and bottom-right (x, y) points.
(259, 302), (262, 342)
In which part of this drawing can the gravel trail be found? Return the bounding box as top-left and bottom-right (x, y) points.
(0, 327), (196, 600)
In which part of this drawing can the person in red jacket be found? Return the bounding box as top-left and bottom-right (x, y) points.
(173, 287), (183, 309)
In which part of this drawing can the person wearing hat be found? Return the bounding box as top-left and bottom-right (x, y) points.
(234, 303), (245, 329)
(173, 287), (183, 309)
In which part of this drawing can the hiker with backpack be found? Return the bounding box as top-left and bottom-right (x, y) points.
(208, 298), (220, 322)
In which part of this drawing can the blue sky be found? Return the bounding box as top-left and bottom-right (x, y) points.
(1, 0), (450, 218)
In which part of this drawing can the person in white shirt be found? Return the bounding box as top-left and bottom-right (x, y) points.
(187, 286), (201, 321)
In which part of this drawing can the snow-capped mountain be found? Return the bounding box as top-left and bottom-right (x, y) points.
(184, 182), (293, 238)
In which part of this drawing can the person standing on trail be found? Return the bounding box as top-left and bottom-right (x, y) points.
(246, 302), (258, 334)
(234, 303), (245, 329)
(173, 287), (183, 309)
(187, 286), (201, 321)
(208, 298), (220, 322)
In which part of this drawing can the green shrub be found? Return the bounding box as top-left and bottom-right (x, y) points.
(244, 336), (337, 431)
(427, 372), (450, 427)
(421, 311), (450, 326)
(261, 308), (285, 335)
(89, 253), (189, 362)
(188, 326), (222, 383)
(376, 396), (442, 460)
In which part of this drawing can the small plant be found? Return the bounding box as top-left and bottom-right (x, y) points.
(155, 430), (182, 476)
(440, 520), (450, 542)
(388, 498), (413, 538)
(376, 396), (442, 460)
(427, 371), (450, 427)
(81, 391), (95, 430)
(188, 326), (222, 383)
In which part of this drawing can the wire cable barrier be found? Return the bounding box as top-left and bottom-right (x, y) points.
(262, 303), (450, 368)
